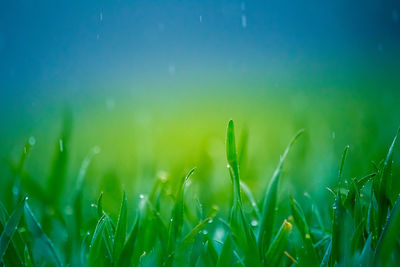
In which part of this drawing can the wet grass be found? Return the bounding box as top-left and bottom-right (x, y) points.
(1, 120), (400, 266)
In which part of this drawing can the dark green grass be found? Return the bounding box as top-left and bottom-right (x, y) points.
(1, 120), (400, 266)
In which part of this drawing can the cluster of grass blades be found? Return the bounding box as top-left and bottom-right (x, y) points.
(1, 120), (400, 266)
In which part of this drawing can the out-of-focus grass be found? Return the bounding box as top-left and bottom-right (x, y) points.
(1, 91), (400, 266)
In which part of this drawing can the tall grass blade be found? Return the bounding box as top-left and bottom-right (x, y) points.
(374, 194), (400, 265)
(377, 129), (399, 232)
(115, 216), (140, 267)
(113, 192), (127, 262)
(264, 219), (293, 265)
(289, 196), (319, 265)
(24, 201), (62, 267)
(330, 145), (349, 264)
(0, 197), (26, 263)
(258, 129), (304, 256)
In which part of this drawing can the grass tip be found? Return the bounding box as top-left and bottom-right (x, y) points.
(283, 219), (293, 231)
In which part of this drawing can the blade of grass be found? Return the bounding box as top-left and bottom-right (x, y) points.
(240, 181), (261, 219)
(0, 197), (26, 263)
(289, 196), (319, 265)
(113, 192), (127, 262)
(374, 193), (400, 265)
(24, 201), (62, 267)
(115, 216), (140, 267)
(331, 145), (349, 265)
(216, 235), (235, 267)
(264, 219), (293, 265)
(182, 207), (218, 246)
(377, 129), (399, 233)
(87, 215), (107, 267)
(258, 129), (304, 256)
(226, 120), (261, 266)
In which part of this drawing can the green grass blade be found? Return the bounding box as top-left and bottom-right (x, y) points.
(330, 146), (349, 265)
(115, 216), (140, 267)
(97, 192), (104, 218)
(226, 120), (261, 266)
(166, 168), (195, 264)
(359, 234), (373, 265)
(320, 240), (332, 267)
(264, 219), (293, 265)
(226, 119), (241, 204)
(24, 201), (62, 267)
(24, 246), (33, 267)
(46, 113), (72, 207)
(216, 235), (235, 267)
(0, 197), (26, 263)
(289, 196), (319, 265)
(240, 181), (261, 219)
(258, 129), (304, 256)
(87, 215), (107, 267)
(113, 192), (127, 262)
(374, 194), (400, 265)
(377, 129), (399, 232)
(182, 207), (218, 246)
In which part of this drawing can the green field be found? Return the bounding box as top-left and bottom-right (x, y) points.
(1, 105), (400, 266)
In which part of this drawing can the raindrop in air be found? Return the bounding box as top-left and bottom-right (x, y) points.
(241, 15), (247, 29)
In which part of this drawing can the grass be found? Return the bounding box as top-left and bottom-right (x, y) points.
(1, 119), (400, 266)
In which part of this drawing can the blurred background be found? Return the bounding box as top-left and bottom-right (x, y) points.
(1, 0), (400, 215)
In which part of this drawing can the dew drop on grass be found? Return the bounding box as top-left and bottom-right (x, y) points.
(29, 136), (36, 146)
(59, 139), (64, 152)
(139, 194), (144, 199)
(93, 146), (101, 154)
(251, 220), (258, 226)
(208, 219), (213, 224)
(91, 203), (96, 207)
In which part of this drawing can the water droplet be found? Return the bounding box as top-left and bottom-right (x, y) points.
(208, 219), (213, 224)
(199, 15), (202, 23)
(29, 136), (36, 146)
(59, 139), (64, 152)
(93, 146), (101, 154)
(91, 203), (96, 207)
(251, 220), (258, 227)
(226, 164), (230, 168)
(241, 15), (247, 29)
(139, 194), (145, 199)
(100, 12), (103, 21)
